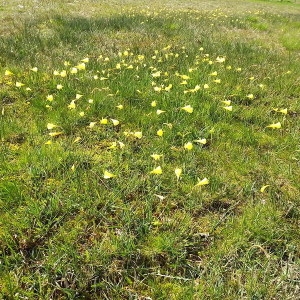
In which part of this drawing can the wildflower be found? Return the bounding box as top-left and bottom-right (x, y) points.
(150, 166), (162, 175)
(116, 104), (124, 110)
(45, 140), (52, 145)
(133, 132), (143, 139)
(46, 95), (54, 101)
(77, 62), (86, 70)
(73, 137), (81, 143)
(194, 138), (207, 145)
(100, 118), (108, 125)
(157, 129), (164, 137)
(246, 94), (254, 99)
(89, 122), (97, 128)
(79, 111), (85, 117)
(5, 70), (13, 76)
(49, 131), (63, 137)
(150, 154), (163, 160)
(260, 185), (270, 193)
(68, 100), (76, 109)
(266, 122), (281, 129)
(195, 177), (209, 187)
(151, 101), (157, 107)
(184, 142), (193, 150)
(103, 170), (116, 179)
(16, 82), (25, 87)
(181, 105), (193, 113)
(70, 67), (78, 74)
(47, 123), (57, 130)
(111, 119), (120, 126)
(156, 109), (166, 115)
(203, 84), (209, 89)
(223, 106), (233, 111)
(60, 70), (67, 77)
(81, 57), (89, 63)
(221, 100), (231, 106)
(175, 168), (182, 180)
(209, 71), (218, 76)
(30, 67), (38, 72)
(76, 94), (83, 100)
(57, 84), (63, 90)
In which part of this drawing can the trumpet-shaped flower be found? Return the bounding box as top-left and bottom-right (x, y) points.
(103, 170), (116, 179)
(47, 123), (57, 130)
(49, 131), (63, 137)
(151, 101), (157, 107)
(68, 100), (76, 109)
(46, 95), (54, 101)
(223, 106), (233, 111)
(194, 138), (207, 145)
(133, 132), (143, 139)
(175, 168), (182, 180)
(5, 70), (13, 76)
(30, 67), (38, 72)
(89, 122), (97, 128)
(57, 84), (63, 90)
(266, 122), (281, 129)
(116, 104), (124, 110)
(150, 166), (162, 175)
(195, 177), (209, 187)
(156, 109), (166, 115)
(157, 129), (164, 137)
(184, 142), (193, 150)
(111, 119), (120, 126)
(221, 100), (231, 106)
(181, 105), (193, 113)
(260, 185), (270, 193)
(151, 154), (163, 160)
(16, 82), (25, 88)
(100, 118), (108, 125)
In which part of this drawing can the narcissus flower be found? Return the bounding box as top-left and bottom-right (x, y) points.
(266, 122), (281, 129)
(30, 67), (38, 72)
(157, 129), (164, 137)
(150, 166), (162, 175)
(195, 177), (209, 187)
(150, 154), (163, 160)
(133, 132), (143, 139)
(184, 142), (193, 150)
(49, 131), (63, 137)
(175, 168), (182, 180)
(151, 101), (157, 107)
(223, 106), (233, 111)
(181, 105), (193, 113)
(221, 100), (231, 106)
(16, 82), (25, 87)
(89, 122), (97, 128)
(111, 119), (120, 126)
(156, 109), (166, 115)
(68, 100), (76, 109)
(47, 123), (57, 130)
(5, 70), (13, 76)
(260, 185), (270, 193)
(194, 138), (207, 145)
(46, 95), (54, 101)
(57, 84), (63, 90)
(100, 118), (108, 125)
(116, 104), (124, 110)
(103, 170), (116, 179)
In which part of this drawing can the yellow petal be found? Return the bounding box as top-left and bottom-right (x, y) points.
(133, 132), (143, 139)
(194, 138), (207, 145)
(111, 119), (120, 126)
(73, 137), (81, 143)
(49, 131), (63, 137)
(221, 100), (231, 106)
(46, 95), (54, 101)
(157, 129), (164, 137)
(30, 67), (38, 72)
(223, 106), (233, 111)
(5, 70), (13, 76)
(47, 123), (57, 130)
(156, 109), (166, 115)
(100, 118), (108, 125)
(279, 108), (288, 115)
(151, 101), (157, 107)
(89, 122), (97, 128)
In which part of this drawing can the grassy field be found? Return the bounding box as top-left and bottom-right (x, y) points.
(0, 0), (300, 299)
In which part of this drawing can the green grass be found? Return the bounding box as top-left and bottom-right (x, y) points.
(0, 0), (300, 299)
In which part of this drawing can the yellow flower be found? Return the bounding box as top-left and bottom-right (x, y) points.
(45, 140), (52, 145)
(164, 84), (172, 92)
(194, 138), (207, 145)
(103, 170), (116, 179)
(57, 84), (63, 90)
(100, 118), (108, 125)
(70, 67), (78, 74)
(116, 104), (124, 110)
(150, 154), (163, 160)
(79, 111), (85, 117)
(60, 70), (67, 77)
(5, 70), (13, 76)
(47, 123), (57, 130)
(49, 131), (63, 137)
(71, 164), (75, 172)
(260, 185), (270, 193)
(223, 106), (233, 111)
(81, 57), (89, 63)
(88, 99), (93, 104)
(179, 74), (190, 80)
(77, 62), (86, 70)
(151, 101), (157, 107)
(195, 177), (209, 187)
(68, 100), (76, 109)
(133, 132), (143, 139)
(16, 82), (25, 88)
(46, 95), (54, 101)
(156, 109), (166, 115)
(266, 122), (281, 129)
(76, 94), (83, 100)
(209, 71), (218, 76)
(203, 84), (209, 89)
(175, 168), (182, 180)
(181, 105), (193, 113)
(73, 137), (81, 143)
(184, 142), (193, 150)
(111, 119), (120, 126)
(279, 108), (288, 115)
(89, 122), (97, 128)
(246, 94), (254, 99)
(150, 166), (162, 175)
(157, 129), (164, 137)
(30, 67), (38, 72)
(213, 79), (221, 83)
(221, 100), (231, 106)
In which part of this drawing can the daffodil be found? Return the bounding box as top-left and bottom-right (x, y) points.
(30, 67), (38, 72)
(103, 170), (116, 179)
(57, 84), (63, 90)
(133, 132), (143, 139)
(45, 140), (52, 145)
(246, 94), (254, 99)
(221, 100), (231, 106)
(195, 177), (209, 187)
(203, 84), (209, 89)
(60, 70), (67, 77)
(46, 95), (54, 102)
(79, 111), (85, 117)
(49, 131), (63, 137)
(116, 104), (124, 110)
(81, 57), (89, 63)
(184, 142), (193, 150)
(194, 138), (207, 145)
(68, 100), (76, 109)
(266, 122), (281, 129)
(73, 137), (81, 143)
(181, 105), (193, 113)
(260, 185), (270, 193)
(5, 70), (13, 76)
(89, 122), (97, 128)
(16, 82), (25, 88)
(175, 168), (182, 180)
(150, 154), (163, 160)
(76, 94), (83, 100)
(100, 118), (108, 125)
(157, 129), (164, 137)
(156, 109), (166, 115)
(150, 166), (162, 175)
(151, 100), (157, 107)
(223, 106), (233, 111)
(47, 123), (57, 130)
(70, 67), (78, 74)
(111, 119), (120, 126)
